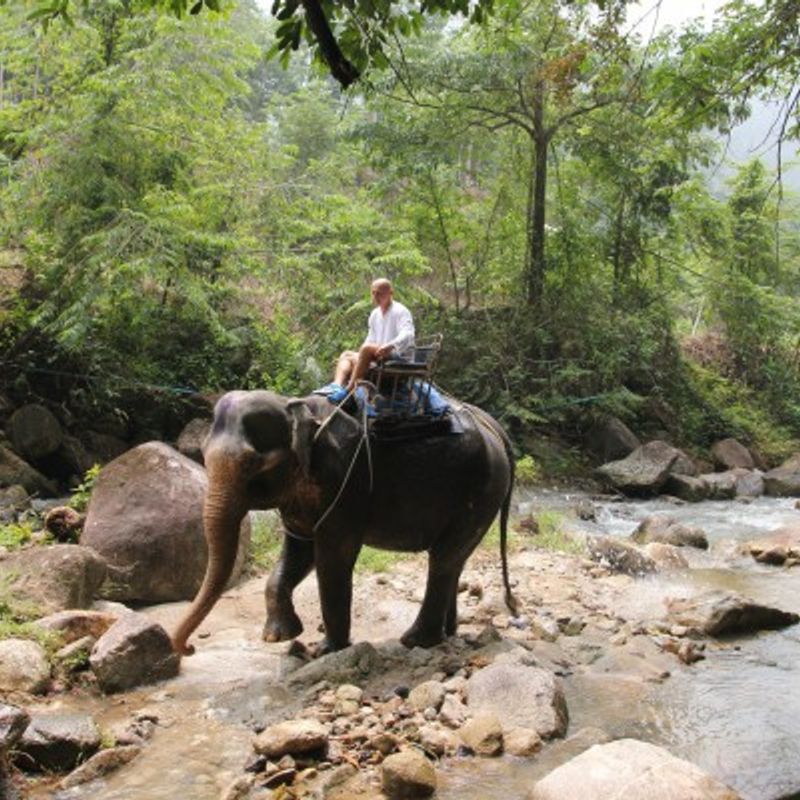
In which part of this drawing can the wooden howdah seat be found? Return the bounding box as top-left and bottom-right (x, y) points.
(362, 334), (444, 420)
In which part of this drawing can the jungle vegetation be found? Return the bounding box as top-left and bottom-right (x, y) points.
(1, 0), (799, 464)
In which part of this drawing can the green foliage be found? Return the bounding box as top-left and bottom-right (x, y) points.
(515, 455), (542, 486)
(0, 521), (34, 549)
(534, 510), (584, 555)
(0, 574), (62, 648)
(248, 511), (283, 572)
(355, 546), (412, 574)
(69, 464), (102, 512)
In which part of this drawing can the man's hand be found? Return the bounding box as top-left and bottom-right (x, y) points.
(375, 344), (394, 360)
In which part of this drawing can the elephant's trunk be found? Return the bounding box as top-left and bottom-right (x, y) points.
(171, 457), (246, 657)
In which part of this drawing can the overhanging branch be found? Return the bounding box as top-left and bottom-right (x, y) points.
(301, 0), (359, 88)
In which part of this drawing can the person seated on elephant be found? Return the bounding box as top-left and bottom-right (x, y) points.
(328, 278), (415, 402)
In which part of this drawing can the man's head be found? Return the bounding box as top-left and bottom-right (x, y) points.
(371, 278), (393, 312)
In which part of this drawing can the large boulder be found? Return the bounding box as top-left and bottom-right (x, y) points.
(381, 750), (437, 799)
(32, 609), (120, 644)
(595, 441), (688, 496)
(663, 474), (709, 503)
(14, 713), (101, 773)
(0, 704), (30, 756)
(0, 445), (57, 496)
(764, 454), (800, 497)
(587, 536), (657, 576)
(700, 471), (738, 500)
(711, 438), (755, 471)
(176, 418), (211, 465)
(528, 738), (740, 800)
(81, 442), (250, 603)
(631, 516), (708, 549)
(466, 663), (568, 739)
(584, 416), (640, 464)
(89, 612), (179, 693)
(253, 719), (328, 758)
(663, 590), (799, 636)
(0, 545), (108, 614)
(730, 468), (764, 498)
(6, 404), (63, 461)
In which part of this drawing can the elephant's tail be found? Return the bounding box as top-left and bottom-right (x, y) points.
(500, 437), (519, 617)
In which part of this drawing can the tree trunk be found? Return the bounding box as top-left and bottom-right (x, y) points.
(525, 82), (549, 308)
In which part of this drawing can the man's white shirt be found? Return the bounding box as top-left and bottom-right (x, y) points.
(365, 300), (415, 359)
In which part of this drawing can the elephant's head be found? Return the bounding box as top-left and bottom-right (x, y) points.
(171, 390), (324, 656)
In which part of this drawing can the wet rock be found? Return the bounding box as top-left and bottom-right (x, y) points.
(586, 536), (657, 576)
(764, 454), (800, 497)
(368, 732), (401, 755)
(59, 745), (141, 789)
(504, 727), (543, 757)
(700, 471), (737, 500)
(663, 590), (800, 636)
(643, 543), (689, 570)
(438, 694), (468, 728)
(43, 506), (84, 543)
(458, 714), (503, 756)
(466, 663), (568, 739)
(14, 713), (101, 773)
(711, 438), (755, 471)
(528, 738), (741, 799)
(288, 642), (379, 688)
(595, 441), (683, 495)
(663, 474), (709, 502)
(417, 724), (458, 757)
(89, 612), (179, 693)
(0, 445), (57, 496)
(408, 681), (446, 712)
(32, 609), (120, 644)
(631, 516), (708, 549)
(0, 544), (107, 613)
(747, 524), (800, 566)
(176, 418), (211, 465)
(0, 704), (30, 756)
(81, 442), (251, 603)
(531, 615), (560, 642)
(7, 404), (64, 461)
(253, 719), (328, 758)
(731, 468), (764, 498)
(0, 639), (50, 694)
(381, 749), (437, 798)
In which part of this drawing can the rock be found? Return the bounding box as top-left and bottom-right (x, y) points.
(595, 441), (685, 495)
(417, 725), (458, 757)
(32, 609), (120, 644)
(253, 719), (328, 758)
(458, 714), (504, 756)
(643, 542), (689, 569)
(408, 681), (446, 712)
(747, 524), (800, 566)
(584, 415), (640, 463)
(0, 484), (28, 509)
(43, 506), (84, 543)
(176, 418), (211, 464)
(528, 738), (740, 799)
(504, 727), (543, 757)
(381, 750), (437, 798)
(335, 684), (363, 704)
(631, 516), (708, 549)
(0, 639), (50, 694)
(80, 431), (128, 465)
(466, 663), (568, 739)
(439, 694), (468, 728)
(219, 774), (255, 800)
(663, 590), (800, 636)
(0, 445), (57, 496)
(59, 745), (141, 789)
(81, 442), (251, 603)
(586, 536), (657, 576)
(711, 438), (755, 471)
(7, 404), (64, 461)
(288, 642), (379, 688)
(764, 454), (800, 497)
(0, 704), (31, 755)
(14, 713), (101, 773)
(700, 471), (737, 500)
(55, 435), (94, 481)
(0, 544), (107, 613)
(731, 468), (764, 497)
(89, 612), (180, 693)
(663, 474), (709, 502)
(54, 636), (95, 673)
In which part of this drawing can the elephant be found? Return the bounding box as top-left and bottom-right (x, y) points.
(171, 389), (517, 657)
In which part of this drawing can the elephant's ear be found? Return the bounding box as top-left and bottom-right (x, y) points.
(287, 400), (319, 478)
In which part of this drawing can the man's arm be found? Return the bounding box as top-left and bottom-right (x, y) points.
(381, 305), (415, 358)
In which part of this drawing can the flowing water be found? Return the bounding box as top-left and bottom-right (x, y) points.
(439, 493), (800, 800)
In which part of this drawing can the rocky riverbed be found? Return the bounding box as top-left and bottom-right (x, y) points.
(2, 489), (800, 800)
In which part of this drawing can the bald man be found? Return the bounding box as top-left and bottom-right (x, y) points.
(333, 278), (415, 395)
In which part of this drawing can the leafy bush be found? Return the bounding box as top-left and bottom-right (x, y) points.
(69, 464), (102, 513)
(0, 521), (34, 549)
(515, 455), (541, 485)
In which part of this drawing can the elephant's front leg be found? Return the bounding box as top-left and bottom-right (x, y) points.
(313, 534), (362, 654)
(263, 533), (315, 642)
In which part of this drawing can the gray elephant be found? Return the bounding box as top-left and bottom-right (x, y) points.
(171, 389), (516, 657)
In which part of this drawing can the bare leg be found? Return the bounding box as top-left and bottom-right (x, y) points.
(334, 351), (358, 387)
(263, 534), (315, 642)
(348, 343), (380, 390)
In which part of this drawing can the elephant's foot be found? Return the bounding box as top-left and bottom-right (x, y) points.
(262, 611), (304, 643)
(310, 636), (351, 658)
(400, 624), (445, 649)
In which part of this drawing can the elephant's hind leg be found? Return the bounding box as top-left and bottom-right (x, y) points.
(263, 533), (314, 642)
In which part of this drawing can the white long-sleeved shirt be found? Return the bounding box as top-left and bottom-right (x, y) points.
(364, 300), (415, 360)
